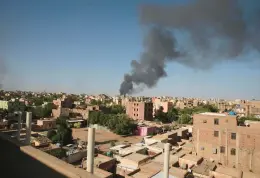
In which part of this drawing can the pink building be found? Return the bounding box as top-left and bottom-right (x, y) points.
(153, 99), (173, 115)
(126, 102), (153, 121)
(135, 126), (156, 136)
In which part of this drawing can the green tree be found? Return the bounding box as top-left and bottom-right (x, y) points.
(110, 105), (125, 114)
(167, 107), (179, 122)
(74, 122), (81, 128)
(47, 130), (57, 139)
(154, 106), (168, 123)
(90, 99), (102, 105)
(40, 107), (52, 118)
(54, 116), (73, 146)
(178, 114), (192, 125)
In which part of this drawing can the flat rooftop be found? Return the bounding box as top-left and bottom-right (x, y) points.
(124, 153), (149, 163)
(199, 112), (227, 116)
(192, 160), (216, 176)
(92, 154), (113, 166)
(213, 166), (242, 178)
(130, 162), (161, 178)
(180, 154), (203, 163)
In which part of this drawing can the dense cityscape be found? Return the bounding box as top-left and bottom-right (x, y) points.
(0, 90), (260, 177)
(1, 0), (260, 178)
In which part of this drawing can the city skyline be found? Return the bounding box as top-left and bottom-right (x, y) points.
(1, 0), (260, 99)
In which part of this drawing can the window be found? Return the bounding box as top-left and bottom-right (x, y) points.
(231, 133), (236, 140)
(203, 120), (207, 123)
(220, 146), (225, 153)
(214, 118), (219, 125)
(212, 148), (217, 154)
(231, 148), (236, 155)
(214, 131), (219, 137)
(137, 114), (138, 117)
(137, 109), (138, 111)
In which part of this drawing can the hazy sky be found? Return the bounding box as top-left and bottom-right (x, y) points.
(1, 0), (260, 99)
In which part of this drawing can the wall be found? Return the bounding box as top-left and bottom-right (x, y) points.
(0, 133), (98, 178)
(193, 113), (260, 173)
(67, 150), (87, 164)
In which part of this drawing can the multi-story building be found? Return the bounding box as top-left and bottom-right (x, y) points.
(53, 95), (73, 109)
(153, 98), (173, 115)
(193, 112), (260, 174)
(126, 102), (153, 121)
(0, 99), (25, 112)
(245, 100), (260, 118)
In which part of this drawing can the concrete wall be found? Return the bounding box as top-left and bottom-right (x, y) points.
(0, 133), (97, 178)
(193, 113), (260, 173)
(0, 135), (67, 178)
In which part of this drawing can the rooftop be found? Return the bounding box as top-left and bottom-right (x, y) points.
(124, 153), (150, 163)
(130, 162), (161, 178)
(199, 112), (227, 116)
(192, 160), (216, 176)
(213, 166), (242, 178)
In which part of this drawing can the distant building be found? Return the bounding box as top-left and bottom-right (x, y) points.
(126, 102), (153, 121)
(53, 95), (73, 109)
(153, 98), (173, 115)
(245, 100), (260, 117)
(193, 112), (260, 174)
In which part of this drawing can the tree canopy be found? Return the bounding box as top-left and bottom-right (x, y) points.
(49, 116), (73, 146)
(88, 111), (137, 135)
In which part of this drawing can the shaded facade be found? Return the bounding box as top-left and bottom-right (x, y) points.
(193, 112), (260, 174)
(126, 102), (153, 121)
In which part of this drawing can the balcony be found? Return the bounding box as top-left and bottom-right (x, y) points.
(0, 132), (98, 178)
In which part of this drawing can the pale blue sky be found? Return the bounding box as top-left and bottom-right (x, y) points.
(0, 0), (260, 99)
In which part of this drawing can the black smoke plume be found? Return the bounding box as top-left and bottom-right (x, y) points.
(119, 0), (260, 95)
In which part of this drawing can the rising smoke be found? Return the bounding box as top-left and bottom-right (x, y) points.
(119, 0), (260, 95)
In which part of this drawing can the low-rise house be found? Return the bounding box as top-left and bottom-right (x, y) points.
(209, 166), (243, 178)
(84, 154), (116, 176)
(135, 126), (156, 136)
(178, 154), (203, 169)
(118, 153), (150, 171)
(36, 119), (56, 130)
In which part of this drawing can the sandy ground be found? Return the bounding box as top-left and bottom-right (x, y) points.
(72, 128), (143, 152)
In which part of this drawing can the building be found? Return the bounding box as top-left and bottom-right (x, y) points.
(126, 102), (153, 121)
(52, 107), (70, 118)
(245, 100), (260, 117)
(153, 99), (173, 115)
(135, 126), (156, 136)
(193, 112), (260, 174)
(36, 119), (56, 130)
(53, 95), (73, 109)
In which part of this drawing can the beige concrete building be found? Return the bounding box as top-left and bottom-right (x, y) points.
(193, 112), (260, 174)
(126, 102), (153, 121)
(245, 100), (260, 117)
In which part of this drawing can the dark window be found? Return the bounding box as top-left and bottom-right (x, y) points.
(214, 131), (219, 137)
(137, 114), (138, 117)
(214, 118), (219, 125)
(220, 146), (225, 153)
(231, 133), (236, 140)
(231, 148), (236, 155)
